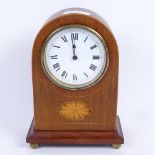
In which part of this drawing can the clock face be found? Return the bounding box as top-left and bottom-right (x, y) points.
(42, 25), (108, 90)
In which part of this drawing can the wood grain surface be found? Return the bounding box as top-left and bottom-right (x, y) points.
(32, 8), (119, 131)
(26, 116), (124, 145)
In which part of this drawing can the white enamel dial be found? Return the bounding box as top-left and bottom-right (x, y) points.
(42, 25), (108, 89)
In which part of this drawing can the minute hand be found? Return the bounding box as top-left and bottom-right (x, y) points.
(71, 33), (77, 60)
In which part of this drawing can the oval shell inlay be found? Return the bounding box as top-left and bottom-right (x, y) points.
(59, 101), (90, 120)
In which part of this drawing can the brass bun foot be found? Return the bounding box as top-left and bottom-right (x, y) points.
(30, 143), (39, 149)
(112, 144), (121, 149)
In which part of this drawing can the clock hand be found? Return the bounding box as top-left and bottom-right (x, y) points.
(71, 33), (78, 60)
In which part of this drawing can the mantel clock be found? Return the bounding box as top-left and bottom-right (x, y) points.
(26, 8), (124, 149)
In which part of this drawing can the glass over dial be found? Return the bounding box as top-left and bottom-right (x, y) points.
(42, 25), (108, 90)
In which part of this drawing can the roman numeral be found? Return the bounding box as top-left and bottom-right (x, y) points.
(93, 55), (100, 60)
(84, 36), (88, 43)
(73, 74), (77, 80)
(89, 64), (97, 71)
(53, 63), (60, 71)
(53, 45), (60, 48)
(71, 33), (78, 40)
(61, 71), (68, 78)
(51, 55), (58, 59)
(90, 44), (97, 50)
(61, 35), (68, 42)
(84, 73), (88, 77)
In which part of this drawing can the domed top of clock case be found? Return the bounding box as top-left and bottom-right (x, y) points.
(32, 8), (119, 96)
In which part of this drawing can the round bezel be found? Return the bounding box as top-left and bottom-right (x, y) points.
(41, 25), (109, 90)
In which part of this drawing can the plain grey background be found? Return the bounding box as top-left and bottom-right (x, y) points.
(0, 0), (155, 154)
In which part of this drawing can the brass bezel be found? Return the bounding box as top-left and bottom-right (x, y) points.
(41, 25), (109, 90)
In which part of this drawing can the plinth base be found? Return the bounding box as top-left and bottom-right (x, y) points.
(26, 116), (124, 148)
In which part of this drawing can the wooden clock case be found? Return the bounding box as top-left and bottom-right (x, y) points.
(26, 8), (124, 147)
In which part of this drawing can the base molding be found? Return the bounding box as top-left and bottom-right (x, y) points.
(26, 116), (124, 146)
